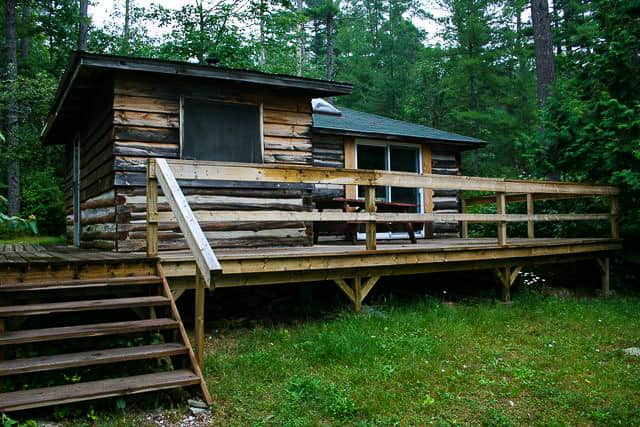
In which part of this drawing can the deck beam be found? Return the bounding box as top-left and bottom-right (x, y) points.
(495, 265), (523, 303)
(332, 276), (381, 313)
(596, 257), (611, 297)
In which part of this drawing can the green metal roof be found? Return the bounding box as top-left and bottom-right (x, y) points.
(312, 106), (486, 146)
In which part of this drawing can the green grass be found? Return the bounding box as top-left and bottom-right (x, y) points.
(17, 292), (640, 426)
(0, 235), (65, 245)
(201, 293), (640, 426)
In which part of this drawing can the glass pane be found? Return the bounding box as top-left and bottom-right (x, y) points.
(357, 144), (386, 200)
(389, 146), (420, 232)
(389, 146), (419, 172)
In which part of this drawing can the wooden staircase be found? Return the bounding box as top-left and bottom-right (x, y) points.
(0, 261), (211, 412)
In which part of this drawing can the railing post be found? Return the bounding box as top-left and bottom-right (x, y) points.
(496, 192), (507, 246)
(195, 270), (205, 368)
(610, 196), (619, 239)
(146, 159), (159, 257)
(461, 199), (469, 239)
(365, 186), (377, 250)
(526, 193), (535, 239)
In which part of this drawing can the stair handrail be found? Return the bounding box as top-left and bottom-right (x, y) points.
(146, 158), (221, 288)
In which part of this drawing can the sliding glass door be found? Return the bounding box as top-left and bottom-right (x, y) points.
(355, 141), (424, 239)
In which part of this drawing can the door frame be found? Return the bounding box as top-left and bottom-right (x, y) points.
(72, 135), (81, 246)
(354, 138), (425, 240)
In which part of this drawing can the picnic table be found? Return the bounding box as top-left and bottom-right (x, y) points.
(313, 197), (418, 244)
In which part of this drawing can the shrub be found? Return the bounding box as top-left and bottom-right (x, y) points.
(21, 168), (66, 236)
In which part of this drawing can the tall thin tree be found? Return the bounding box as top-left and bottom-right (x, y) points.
(531, 0), (556, 106)
(4, 0), (20, 215)
(78, 0), (89, 50)
(20, 0), (30, 61)
(123, 0), (131, 53)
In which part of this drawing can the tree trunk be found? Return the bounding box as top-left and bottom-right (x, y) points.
(123, 0), (131, 54)
(4, 0), (20, 216)
(531, 0), (556, 106)
(20, 1), (29, 61)
(78, 0), (89, 51)
(258, 0), (266, 66)
(326, 14), (334, 81)
(296, 0), (304, 76)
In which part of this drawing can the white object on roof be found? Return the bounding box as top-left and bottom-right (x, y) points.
(312, 98), (342, 116)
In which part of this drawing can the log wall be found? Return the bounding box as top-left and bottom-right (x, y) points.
(110, 73), (315, 252)
(64, 84), (116, 249)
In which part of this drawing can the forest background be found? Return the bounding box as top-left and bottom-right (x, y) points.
(1, 0), (638, 244)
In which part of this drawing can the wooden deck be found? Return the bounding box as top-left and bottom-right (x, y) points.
(157, 237), (621, 289)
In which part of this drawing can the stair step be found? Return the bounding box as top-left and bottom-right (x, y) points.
(0, 276), (162, 292)
(0, 318), (178, 346)
(0, 343), (188, 376)
(0, 369), (200, 412)
(0, 296), (169, 317)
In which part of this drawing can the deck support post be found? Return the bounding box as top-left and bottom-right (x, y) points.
(332, 276), (381, 313)
(597, 257), (611, 297)
(526, 193), (535, 239)
(495, 265), (522, 303)
(496, 193), (507, 246)
(461, 199), (469, 239)
(365, 186), (377, 250)
(146, 159), (159, 257)
(195, 271), (206, 368)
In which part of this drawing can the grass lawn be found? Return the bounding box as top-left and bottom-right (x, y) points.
(201, 293), (640, 426)
(0, 235), (65, 245)
(11, 291), (640, 426)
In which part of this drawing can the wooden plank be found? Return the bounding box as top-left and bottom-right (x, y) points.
(332, 278), (355, 302)
(164, 160), (620, 195)
(154, 158), (222, 287)
(0, 343), (187, 376)
(0, 369), (199, 412)
(0, 296), (169, 317)
(365, 186), (377, 250)
(156, 210), (610, 223)
(147, 160), (159, 257)
(496, 193), (507, 246)
(195, 272), (205, 369)
(460, 199), (468, 238)
(360, 276), (380, 302)
(353, 277), (362, 313)
(527, 193), (535, 238)
(610, 196), (619, 239)
(0, 318), (178, 346)
(343, 138), (356, 199)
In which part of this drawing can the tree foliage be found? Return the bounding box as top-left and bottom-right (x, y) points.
(0, 0), (638, 239)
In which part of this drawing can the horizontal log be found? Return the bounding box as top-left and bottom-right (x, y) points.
(263, 109), (312, 126)
(160, 160), (620, 195)
(114, 110), (179, 129)
(156, 210), (611, 223)
(263, 123), (311, 138)
(114, 126), (178, 143)
(114, 141), (179, 158)
(113, 94), (179, 114)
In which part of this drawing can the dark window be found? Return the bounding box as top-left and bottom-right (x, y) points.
(182, 98), (261, 163)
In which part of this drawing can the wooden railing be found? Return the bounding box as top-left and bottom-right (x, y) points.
(149, 159), (620, 251)
(147, 158), (222, 367)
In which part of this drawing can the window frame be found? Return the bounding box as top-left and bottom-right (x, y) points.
(179, 95), (264, 163)
(354, 139), (425, 240)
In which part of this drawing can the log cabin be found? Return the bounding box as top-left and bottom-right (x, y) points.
(0, 51), (621, 412)
(41, 52), (485, 252)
